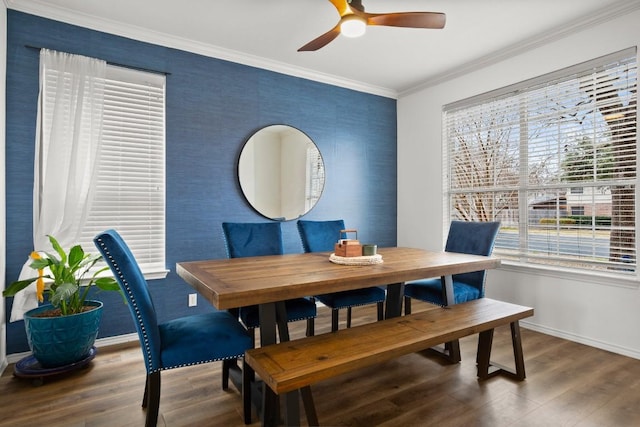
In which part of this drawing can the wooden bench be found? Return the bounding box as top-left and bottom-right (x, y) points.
(245, 298), (534, 426)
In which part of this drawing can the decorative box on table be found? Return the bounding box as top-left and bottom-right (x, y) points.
(334, 229), (362, 257)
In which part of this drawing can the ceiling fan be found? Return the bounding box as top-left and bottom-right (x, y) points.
(298, 0), (446, 52)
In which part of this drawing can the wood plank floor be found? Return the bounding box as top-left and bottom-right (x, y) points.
(2, 300), (640, 427)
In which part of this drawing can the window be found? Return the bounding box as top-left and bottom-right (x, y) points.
(571, 206), (585, 216)
(443, 48), (637, 276)
(305, 145), (325, 211)
(42, 63), (166, 276)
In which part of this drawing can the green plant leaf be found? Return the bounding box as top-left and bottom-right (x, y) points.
(94, 277), (121, 291)
(48, 235), (67, 264)
(78, 254), (102, 272)
(2, 277), (39, 297)
(49, 282), (79, 307)
(30, 258), (51, 270)
(5, 235), (124, 315)
(68, 245), (85, 271)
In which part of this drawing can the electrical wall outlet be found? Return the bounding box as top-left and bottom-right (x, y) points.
(188, 293), (197, 307)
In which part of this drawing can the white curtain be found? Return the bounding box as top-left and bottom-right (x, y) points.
(10, 49), (106, 321)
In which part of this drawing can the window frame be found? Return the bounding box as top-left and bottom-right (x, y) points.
(41, 62), (168, 279)
(442, 47), (638, 283)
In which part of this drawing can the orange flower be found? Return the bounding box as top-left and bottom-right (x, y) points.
(30, 251), (45, 303)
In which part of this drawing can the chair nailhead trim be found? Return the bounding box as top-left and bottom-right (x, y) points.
(96, 236), (246, 374)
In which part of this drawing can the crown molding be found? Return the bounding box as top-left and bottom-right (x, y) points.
(399, 0), (640, 97)
(5, 0), (397, 99)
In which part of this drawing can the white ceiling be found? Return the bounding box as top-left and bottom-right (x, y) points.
(7, 0), (640, 97)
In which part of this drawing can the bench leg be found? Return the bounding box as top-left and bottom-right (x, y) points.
(427, 339), (461, 364)
(476, 328), (494, 379)
(262, 387), (279, 427)
(301, 387), (319, 426)
(476, 321), (526, 381)
(284, 391), (300, 427)
(446, 340), (461, 363)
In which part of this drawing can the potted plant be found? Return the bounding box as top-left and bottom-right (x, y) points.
(3, 235), (122, 368)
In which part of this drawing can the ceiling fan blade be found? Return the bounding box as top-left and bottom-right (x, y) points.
(366, 12), (446, 29)
(298, 25), (341, 51)
(329, 0), (351, 17)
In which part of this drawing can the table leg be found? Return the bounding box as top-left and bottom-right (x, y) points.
(385, 282), (405, 319)
(440, 275), (461, 362)
(259, 303), (278, 346)
(274, 302), (301, 427)
(260, 302), (317, 427)
(510, 320), (526, 380)
(259, 303), (279, 427)
(441, 275), (455, 306)
(274, 302), (290, 342)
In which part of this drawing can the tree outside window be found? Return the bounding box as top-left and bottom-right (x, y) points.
(444, 48), (637, 275)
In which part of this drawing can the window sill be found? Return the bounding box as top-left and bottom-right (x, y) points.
(498, 260), (639, 289)
(93, 267), (169, 281)
(141, 268), (170, 281)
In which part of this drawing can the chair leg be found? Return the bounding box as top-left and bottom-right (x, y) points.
(331, 309), (339, 332)
(376, 301), (384, 321)
(145, 371), (161, 427)
(142, 375), (149, 408)
(404, 296), (412, 315)
(346, 307), (352, 328)
(306, 317), (315, 337)
(242, 358), (253, 424)
(222, 359), (231, 390)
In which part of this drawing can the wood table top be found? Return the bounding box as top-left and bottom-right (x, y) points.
(176, 247), (501, 310)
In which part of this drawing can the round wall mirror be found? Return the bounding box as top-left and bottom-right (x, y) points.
(238, 125), (325, 221)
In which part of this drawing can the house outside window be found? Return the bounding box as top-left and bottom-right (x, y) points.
(443, 48), (637, 276)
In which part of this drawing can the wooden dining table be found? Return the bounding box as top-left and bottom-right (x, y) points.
(176, 246), (501, 426)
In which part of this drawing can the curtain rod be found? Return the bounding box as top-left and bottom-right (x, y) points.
(24, 45), (171, 76)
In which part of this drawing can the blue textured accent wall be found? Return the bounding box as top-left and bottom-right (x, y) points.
(5, 11), (397, 354)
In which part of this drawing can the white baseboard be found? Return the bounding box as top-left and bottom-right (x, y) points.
(4, 333), (139, 365)
(521, 320), (640, 360)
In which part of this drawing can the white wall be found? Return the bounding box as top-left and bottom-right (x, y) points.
(280, 133), (307, 219)
(1, 0), (8, 372)
(398, 10), (640, 359)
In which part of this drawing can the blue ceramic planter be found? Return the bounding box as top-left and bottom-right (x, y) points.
(23, 300), (103, 368)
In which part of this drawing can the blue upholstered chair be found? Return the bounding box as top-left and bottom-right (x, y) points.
(94, 229), (254, 427)
(297, 219), (386, 332)
(222, 222), (317, 338)
(404, 221), (501, 313)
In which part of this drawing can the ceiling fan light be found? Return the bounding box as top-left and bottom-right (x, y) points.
(340, 16), (366, 38)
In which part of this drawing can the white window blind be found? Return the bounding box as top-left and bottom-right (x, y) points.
(443, 48), (637, 276)
(78, 65), (166, 275)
